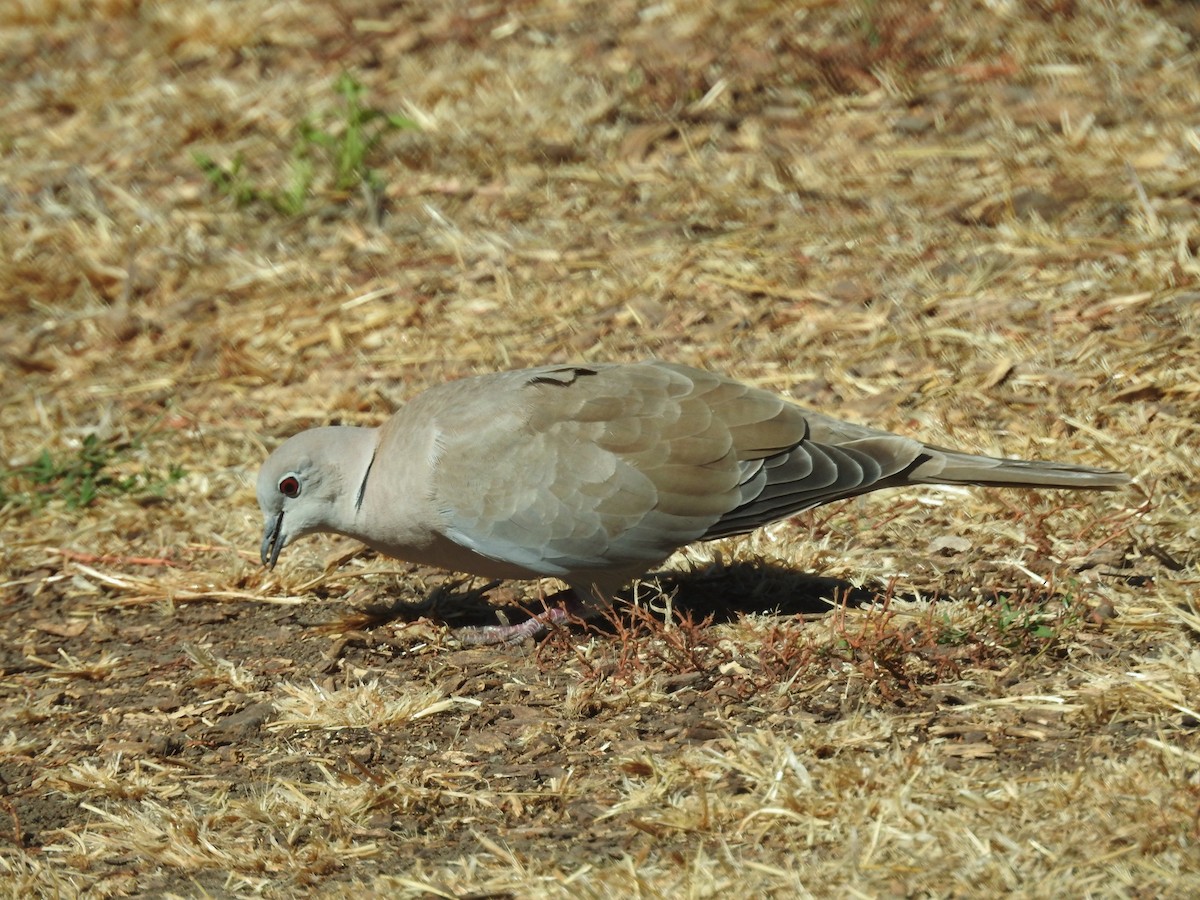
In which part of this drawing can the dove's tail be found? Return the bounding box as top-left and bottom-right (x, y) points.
(702, 434), (1130, 543)
(906, 446), (1130, 490)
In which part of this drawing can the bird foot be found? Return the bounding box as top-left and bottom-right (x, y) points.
(454, 587), (595, 646)
(455, 605), (573, 646)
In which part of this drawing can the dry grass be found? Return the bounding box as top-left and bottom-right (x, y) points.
(2, 0), (1198, 895)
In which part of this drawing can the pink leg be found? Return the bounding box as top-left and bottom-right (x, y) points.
(456, 605), (573, 646)
(455, 589), (590, 646)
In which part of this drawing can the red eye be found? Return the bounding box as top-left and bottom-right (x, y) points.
(278, 475), (301, 498)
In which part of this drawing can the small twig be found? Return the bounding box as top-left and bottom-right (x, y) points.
(347, 754), (387, 787)
(66, 561), (307, 606)
(1124, 161), (1160, 233)
(54, 548), (179, 567)
(0, 786), (23, 849)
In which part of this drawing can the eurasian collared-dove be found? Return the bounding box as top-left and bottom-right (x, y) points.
(257, 361), (1129, 643)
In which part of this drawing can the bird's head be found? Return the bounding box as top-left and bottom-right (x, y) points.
(256, 427), (369, 569)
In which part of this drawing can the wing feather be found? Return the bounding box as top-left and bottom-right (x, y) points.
(423, 360), (1124, 581)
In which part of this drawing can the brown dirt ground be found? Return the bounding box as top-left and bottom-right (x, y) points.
(2, 1), (1198, 897)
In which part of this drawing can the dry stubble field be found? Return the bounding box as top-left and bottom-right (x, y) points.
(2, 1), (1199, 897)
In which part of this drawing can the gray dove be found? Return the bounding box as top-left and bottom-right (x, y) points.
(256, 361), (1129, 643)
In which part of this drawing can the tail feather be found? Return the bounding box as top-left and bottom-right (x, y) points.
(907, 446), (1130, 490)
(705, 432), (1130, 542)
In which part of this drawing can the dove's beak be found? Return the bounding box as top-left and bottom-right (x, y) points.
(261, 511), (285, 569)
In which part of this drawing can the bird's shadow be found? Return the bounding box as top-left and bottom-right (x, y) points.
(349, 560), (939, 634)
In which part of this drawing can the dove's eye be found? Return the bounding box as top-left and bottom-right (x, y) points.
(278, 475), (301, 498)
